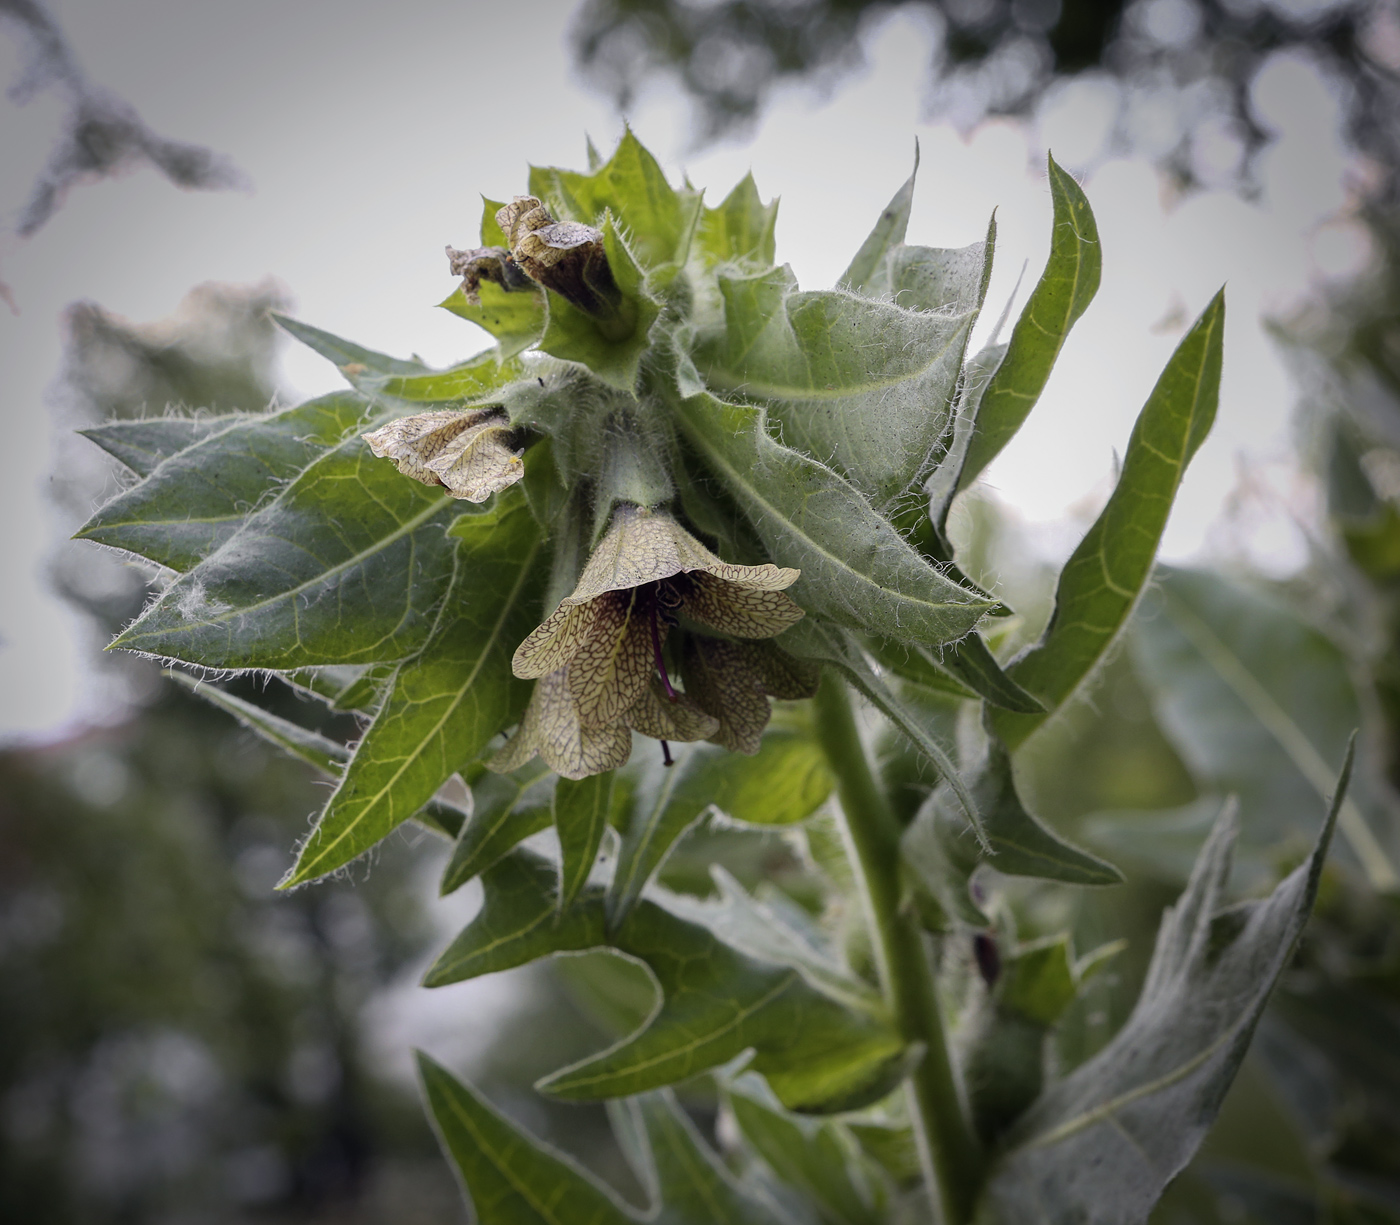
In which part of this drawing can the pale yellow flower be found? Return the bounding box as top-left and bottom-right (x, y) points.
(363, 408), (523, 503)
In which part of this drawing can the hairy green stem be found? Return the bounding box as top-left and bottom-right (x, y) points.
(813, 677), (983, 1224)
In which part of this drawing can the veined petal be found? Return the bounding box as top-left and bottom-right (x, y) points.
(680, 636), (773, 755)
(488, 669), (632, 781)
(686, 575), (805, 639)
(363, 409), (506, 488)
(567, 591), (655, 728)
(424, 424), (523, 502)
(513, 600), (600, 679)
(624, 679), (720, 742)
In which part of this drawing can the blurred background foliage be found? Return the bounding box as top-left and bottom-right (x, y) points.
(5, 0), (1400, 1222)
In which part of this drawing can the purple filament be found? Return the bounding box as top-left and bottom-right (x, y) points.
(660, 739), (674, 768)
(649, 602), (678, 701)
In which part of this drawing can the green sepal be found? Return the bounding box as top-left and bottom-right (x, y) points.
(696, 171), (779, 268)
(438, 282), (544, 360)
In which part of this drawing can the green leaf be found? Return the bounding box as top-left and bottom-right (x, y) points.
(425, 848), (904, 1113)
(284, 662), (394, 713)
(957, 154), (1102, 491)
(992, 288), (1225, 751)
(283, 495), (544, 885)
(479, 195), (509, 247)
(608, 1090), (791, 1225)
(785, 620), (981, 840)
(81, 413), (241, 478)
(925, 739), (1123, 886)
(273, 313), (427, 378)
(417, 1053), (638, 1225)
(700, 254), (988, 508)
(109, 435), (459, 670)
(725, 1074), (888, 1225)
(438, 283), (545, 359)
(440, 761), (553, 895)
(537, 216), (661, 391)
(979, 743), (1353, 1225)
(840, 149), (917, 292)
(672, 391), (993, 650)
(531, 129), (686, 269)
(870, 632), (1044, 714)
(696, 172), (779, 268)
(359, 349), (526, 403)
(555, 771), (617, 911)
(607, 732), (833, 929)
(165, 670), (348, 776)
(1132, 566), (1399, 891)
(77, 393), (371, 572)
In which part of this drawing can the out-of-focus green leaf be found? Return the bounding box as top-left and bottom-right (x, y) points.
(555, 771), (616, 912)
(699, 253), (987, 507)
(425, 848), (904, 1113)
(873, 632), (1044, 714)
(608, 1089), (791, 1225)
(957, 154), (1102, 491)
(979, 745), (1351, 1225)
(81, 413), (240, 478)
(697, 172), (778, 268)
(725, 1074), (888, 1225)
(993, 289), (1225, 751)
(531, 129), (690, 270)
(273, 313), (427, 378)
(840, 151), (916, 293)
(109, 435), (459, 670)
(1131, 566), (1399, 891)
(438, 282), (545, 359)
(166, 671), (348, 776)
(673, 391), (993, 650)
(76, 393), (371, 571)
(926, 740), (1123, 886)
(283, 496), (544, 885)
(418, 1053), (637, 1225)
(607, 732), (832, 928)
(440, 762), (553, 895)
(537, 215), (661, 391)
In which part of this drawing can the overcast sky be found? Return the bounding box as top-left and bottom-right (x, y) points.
(0, 0), (1368, 743)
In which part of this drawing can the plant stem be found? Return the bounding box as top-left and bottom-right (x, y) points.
(813, 677), (983, 1225)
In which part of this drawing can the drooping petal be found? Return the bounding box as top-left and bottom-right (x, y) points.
(488, 669), (632, 781)
(623, 679), (720, 742)
(364, 408), (517, 499)
(513, 600), (601, 679)
(680, 636), (773, 756)
(685, 574), (805, 639)
(424, 422), (523, 502)
(567, 590), (655, 729)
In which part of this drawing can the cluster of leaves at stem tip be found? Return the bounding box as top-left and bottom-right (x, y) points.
(77, 128), (1358, 1224)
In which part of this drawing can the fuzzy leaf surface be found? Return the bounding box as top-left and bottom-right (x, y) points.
(77, 393), (372, 572)
(425, 848), (904, 1113)
(357, 350), (525, 404)
(609, 1090), (791, 1225)
(418, 1054), (637, 1225)
(607, 732), (832, 928)
(979, 747), (1351, 1225)
(957, 154), (1102, 490)
(700, 263), (985, 507)
(110, 435), (460, 670)
(81, 414), (241, 478)
(673, 391), (993, 650)
(439, 282), (545, 359)
(696, 172), (778, 268)
(273, 313), (427, 378)
(993, 289), (1225, 750)
(284, 497), (544, 884)
(839, 154), (916, 292)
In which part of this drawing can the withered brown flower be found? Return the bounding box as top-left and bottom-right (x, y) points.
(363, 408), (523, 503)
(512, 504), (805, 730)
(495, 196), (623, 322)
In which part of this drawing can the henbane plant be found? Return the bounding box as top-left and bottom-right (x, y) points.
(78, 131), (1356, 1224)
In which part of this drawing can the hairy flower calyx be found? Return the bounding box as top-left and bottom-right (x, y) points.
(363, 408), (523, 503)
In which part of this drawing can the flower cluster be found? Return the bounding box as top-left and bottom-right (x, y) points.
(493, 504), (816, 779)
